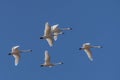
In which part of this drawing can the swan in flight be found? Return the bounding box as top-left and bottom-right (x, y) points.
(40, 22), (54, 47)
(79, 43), (102, 61)
(51, 24), (72, 41)
(8, 46), (32, 66)
(41, 50), (63, 68)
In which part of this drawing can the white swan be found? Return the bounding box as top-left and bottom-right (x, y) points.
(40, 22), (54, 47)
(40, 50), (63, 68)
(79, 43), (102, 61)
(8, 46), (32, 66)
(51, 24), (72, 41)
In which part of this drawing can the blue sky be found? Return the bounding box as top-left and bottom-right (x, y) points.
(0, 0), (120, 80)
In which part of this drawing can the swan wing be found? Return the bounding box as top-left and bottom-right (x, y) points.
(83, 43), (91, 48)
(12, 46), (20, 52)
(13, 53), (20, 66)
(46, 37), (53, 47)
(83, 43), (90, 46)
(44, 50), (51, 64)
(51, 24), (59, 31)
(53, 33), (59, 41)
(44, 22), (51, 36)
(84, 48), (93, 61)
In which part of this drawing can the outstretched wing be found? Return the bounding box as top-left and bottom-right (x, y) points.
(51, 24), (60, 41)
(44, 22), (51, 36)
(44, 50), (51, 64)
(46, 37), (53, 47)
(12, 46), (20, 52)
(53, 33), (59, 41)
(84, 48), (93, 61)
(13, 53), (20, 66)
(51, 24), (59, 32)
(83, 43), (90, 47)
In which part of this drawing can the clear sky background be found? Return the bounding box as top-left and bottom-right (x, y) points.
(0, 0), (120, 80)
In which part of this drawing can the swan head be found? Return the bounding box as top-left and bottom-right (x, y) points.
(99, 46), (103, 48)
(29, 49), (32, 52)
(61, 32), (64, 34)
(59, 62), (63, 64)
(68, 28), (72, 30)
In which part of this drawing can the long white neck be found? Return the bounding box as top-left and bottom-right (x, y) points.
(54, 62), (63, 65)
(91, 46), (102, 48)
(60, 28), (72, 30)
(20, 49), (32, 53)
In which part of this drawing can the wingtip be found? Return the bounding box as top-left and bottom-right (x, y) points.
(46, 22), (49, 24)
(90, 58), (93, 61)
(15, 64), (18, 66)
(45, 50), (48, 53)
(46, 22), (50, 26)
(54, 37), (57, 41)
(16, 45), (20, 47)
(49, 45), (53, 47)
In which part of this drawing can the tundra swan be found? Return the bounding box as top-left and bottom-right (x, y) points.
(8, 46), (32, 66)
(79, 43), (102, 61)
(41, 50), (63, 68)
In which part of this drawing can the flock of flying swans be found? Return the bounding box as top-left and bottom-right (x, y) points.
(8, 22), (102, 67)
